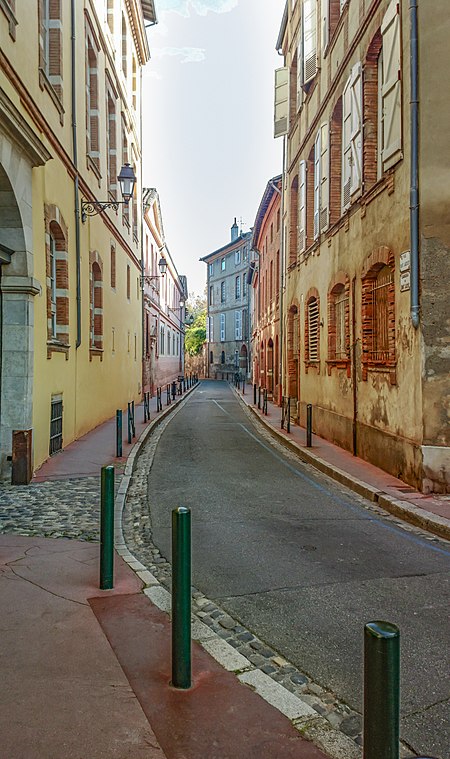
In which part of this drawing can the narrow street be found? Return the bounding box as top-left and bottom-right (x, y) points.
(143, 380), (450, 758)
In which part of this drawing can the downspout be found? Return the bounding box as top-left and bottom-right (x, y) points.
(279, 134), (286, 405)
(410, 0), (420, 328)
(71, 0), (81, 348)
(140, 67), (146, 396)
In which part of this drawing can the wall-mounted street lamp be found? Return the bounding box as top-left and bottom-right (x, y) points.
(140, 255), (168, 286)
(81, 163), (137, 223)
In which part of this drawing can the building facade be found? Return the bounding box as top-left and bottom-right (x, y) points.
(250, 176), (282, 404)
(0, 0), (155, 477)
(201, 221), (252, 379)
(142, 188), (186, 393)
(275, 0), (449, 492)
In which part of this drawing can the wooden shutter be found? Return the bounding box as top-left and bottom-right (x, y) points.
(381, 0), (402, 168)
(296, 39), (303, 112)
(303, 0), (317, 85)
(314, 129), (321, 240)
(342, 62), (362, 209)
(298, 160), (306, 253)
(308, 299), (319, 361)
(274, 67), (289, 138)
(320, 122), (330, 232)
(322, 0), (329, 53)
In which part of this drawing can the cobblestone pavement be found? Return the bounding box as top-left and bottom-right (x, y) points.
(123, 406), (372, 753)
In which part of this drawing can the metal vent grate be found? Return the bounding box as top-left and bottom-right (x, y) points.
(49, 397), (63, 456)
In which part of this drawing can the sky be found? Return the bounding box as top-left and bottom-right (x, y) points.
(141, 0), (285, 298)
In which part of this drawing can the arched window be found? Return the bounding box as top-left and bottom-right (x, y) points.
(363, 30), (383, 189)
(361, 247), (396, 382)
(90, 252), (103, 354)
(328, 278), (350, 365)
(45, 207), (69, 354)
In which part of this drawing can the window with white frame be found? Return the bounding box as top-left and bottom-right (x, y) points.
(209, 262), (214, 276)
(235, 248), (241, 265)
(220, 313), (225, 342)
(235, 310), (242, 340)
(235, 275), (241, 299)
(303, 0), (317, 85)
(221, 257), (226, 271)
(342, 62), (362, 212)
(243, 246), (248, 262)
(314, 123), (330, 239)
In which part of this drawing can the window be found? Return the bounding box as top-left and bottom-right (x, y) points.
(122, 120), (129, 224)
(269, 261), (273, 302)
(220, 313), (225, 341)
(160, 325), (165, 355)
(243, 273), (247, 298)
(270, 223), (274, 243)
(235, 248), (241, 265)
(303, 0), (317, 85)
(39, 0), (63, 103)
(209, 262), (214, 276)
(126, 264), (130, 299)
(277, 209), (280, 231)
(361, 248), (396, 381)
(243, 246), (248, 262)
(221, 351), (225, 364)
(235, 310), (242, 340)
(121, 14), (127, 77)
(221, 281), (226, 303)
(210, 351), (214, 364)
(86, 29), (99, 173)
(235, 275), (241, 299)
(209, 285), (213, 306)
(45, 207), (69, 348)
(342, 62), (362, 211)
(90, 253), (103, 350)
(242, 309), (248, 341)
(106, 88), (117, 198)
(50, 395), (63, 455)
(110, 245), (116, 288)
(107, 0), (114, 34)
(132, 158), (138, 241)
(305, 294), (320, 363)
(132, 56), (137, 110)
(289, 173), (298, 265)
(221, 257), (226, 271)
(328, 281), (349, 362)
(167, 329), (171, 355)
(314, 123), (330, 239)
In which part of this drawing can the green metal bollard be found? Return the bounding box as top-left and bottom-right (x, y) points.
(171, 506), (191, 689)
(100, 465), (115, 590)
(364, 621), (400, 759)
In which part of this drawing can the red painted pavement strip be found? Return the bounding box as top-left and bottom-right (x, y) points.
(90, 593), (328, 759)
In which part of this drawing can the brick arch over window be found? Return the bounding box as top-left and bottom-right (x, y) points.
(363, 30), (383, 190)
(330, 96), (342, 225)
(361, 246), (396, 383)
(44, 204), (69, 358)
(305, 287), (320, 369)
(327, 272), (350, 373)
(89, 251), (103, 357)
(289, 174), (299, 266)
(287, 304), (299, 398)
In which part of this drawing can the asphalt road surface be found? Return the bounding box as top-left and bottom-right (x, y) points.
(147, 380), (450, 758)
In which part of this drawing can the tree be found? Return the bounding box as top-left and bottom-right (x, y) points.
(185, 293), (206, 356)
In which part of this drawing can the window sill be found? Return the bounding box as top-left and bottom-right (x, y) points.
(38, 68), (64, 125)
(362, 361), (396, 385)
(326, 359), (350, 377)
(47, 341), (70, 360)
(89, 347), (104, 361)
(1, 0), (17, 39)
(304, 360), (320, 373)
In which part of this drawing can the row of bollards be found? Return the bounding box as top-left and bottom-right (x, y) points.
(99, 486), (438, 754)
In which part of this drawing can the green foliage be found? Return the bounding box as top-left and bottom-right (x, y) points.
(185, 293), (206, 356)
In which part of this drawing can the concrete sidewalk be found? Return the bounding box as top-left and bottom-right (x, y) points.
(233, 382), (450, 542)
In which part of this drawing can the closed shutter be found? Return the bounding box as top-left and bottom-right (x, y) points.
(314, 129), (321, 240)
(320, 122), (330, 232)
(381, 0), (402, 168)
(296, 39), (303, 111)
(274, 67), (289, 138)
(298, 160), (306, 253)
(322, 0), (329, 53)
(308, 299), (319, 361)
(303, 0), (317, 85)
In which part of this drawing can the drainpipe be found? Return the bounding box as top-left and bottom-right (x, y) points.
(279, 134), (286, 405)
(71, 0), (81, 348)
(410, 0), (420, 328)
(140, 66), (146, 397)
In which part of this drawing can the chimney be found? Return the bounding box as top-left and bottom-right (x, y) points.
(231, 217), (239, 242)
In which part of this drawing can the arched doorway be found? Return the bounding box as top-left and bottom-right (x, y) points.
(239, 344), (248, 374)
(267, 338), (274, 397)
